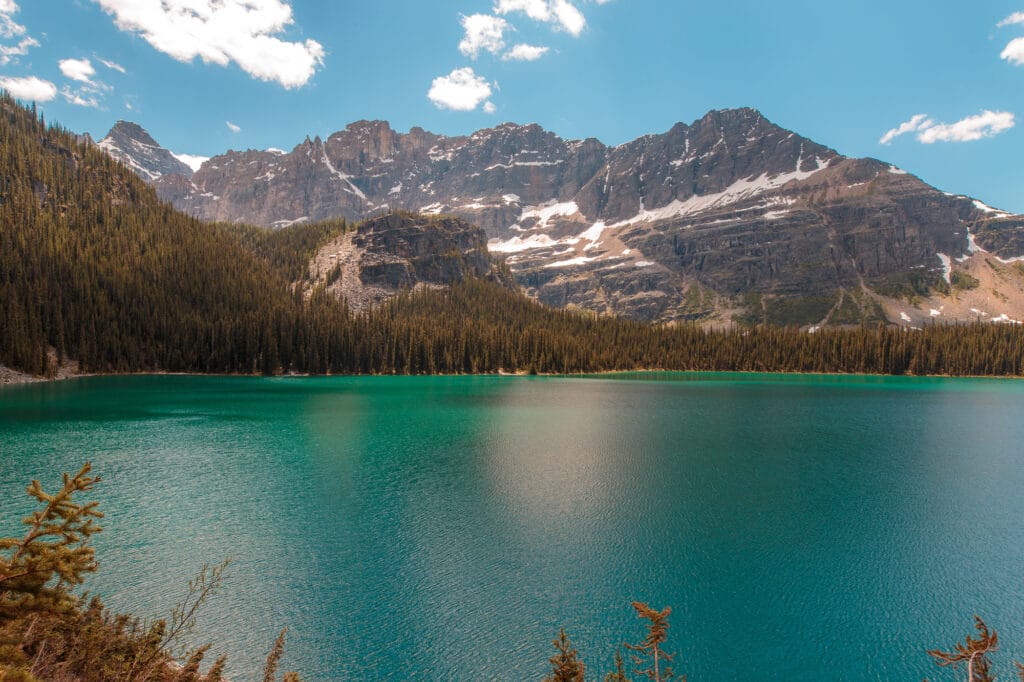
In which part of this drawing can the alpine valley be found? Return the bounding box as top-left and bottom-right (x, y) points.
(103, 108), (1024, 327)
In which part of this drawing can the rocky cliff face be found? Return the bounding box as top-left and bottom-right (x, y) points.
(306, 213), (514, 311)
(103, 109), (1024, 324)
(98, 121), (194, 181)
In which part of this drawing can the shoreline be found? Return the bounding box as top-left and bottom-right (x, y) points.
(3, 365), (1022, 386)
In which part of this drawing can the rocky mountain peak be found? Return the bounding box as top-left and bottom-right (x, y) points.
(98, 121), (194, 181)
(106, 120), (160, 147)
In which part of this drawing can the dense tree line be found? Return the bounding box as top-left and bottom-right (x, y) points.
(366, 280), (1024, 376)
(0, 93), (1022, 379)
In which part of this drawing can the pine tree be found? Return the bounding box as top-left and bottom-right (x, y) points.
(544, 628), (585, 682)
(0, 463), (103, 619)
(604, 648), (632, 682)
(624, 603), (677, 682)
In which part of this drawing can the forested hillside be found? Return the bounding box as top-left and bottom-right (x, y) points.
(0, 94), (356, 375)
(1, 95), (1022, 378)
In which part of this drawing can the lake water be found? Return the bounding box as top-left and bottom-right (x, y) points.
(3, 374), (1024, 680)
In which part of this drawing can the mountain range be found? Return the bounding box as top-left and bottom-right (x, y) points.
(99, 110), (1024, 326)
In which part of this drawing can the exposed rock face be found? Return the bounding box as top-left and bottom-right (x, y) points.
(307, 213), (513, 311)
(98, 121), (194, 181)
(104, 109), (1024, 324)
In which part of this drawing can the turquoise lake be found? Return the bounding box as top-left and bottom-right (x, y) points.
(3, 373), (1024, 680)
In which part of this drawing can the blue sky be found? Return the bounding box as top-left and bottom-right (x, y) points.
(3, 0), (1024, 211)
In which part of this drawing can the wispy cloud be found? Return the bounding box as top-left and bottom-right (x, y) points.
(502, 43), (550, 61)
(880, 111), (1015, 144)
(427, 67), (494, 112)
(459, 13), (509, 59)
(60, 85), (101, 108)
(0, 0), (27, 38)
(0, 75), (57, 102)
(58, 57), (114, 108)
(93, 0), (325, 89)
(97, 56), (126, 73)
(226, 120), (241, 133)
(998, 11), (1024, 28)
(879, 113), (931, 145)
(0, 35), (36, 65)
(0, 0), (37, 65)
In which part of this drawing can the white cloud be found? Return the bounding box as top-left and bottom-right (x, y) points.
(998, 14), (1024, 66)
(0, 75), (56, 101)
(60, 85), (101, 108)
(494, 0), (586, 36)
(59, 58), (97, 83)
(0, 0), (26, 39)
(551, 0), (585, 36)
(494, 0), (551, 22)
(879, 113), (931, 145)
(93, 0), (325, 89)
(0, 34), (36, 65)
(483, 100), (496, 114)
(881, 110), (1015, 144)
(57, 58), (113, 108)
(1001, 36), (1024, 65)
(226, 120), (241, 133)
(917, 110), (1015, 143)
(427, 67), (493, 111)
(0, 0), (36, 65)
(97, 57), (126, 73)
(998, 11), (1024, 27)
(459, 13), (508, 58)
(503, 43), (550, 61)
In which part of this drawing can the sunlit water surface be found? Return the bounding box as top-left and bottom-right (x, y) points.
(3, 374), (1024, 680)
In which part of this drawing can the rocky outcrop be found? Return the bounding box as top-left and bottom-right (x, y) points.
(102, 109), (1024, 324)
(306, 213), (514, 311)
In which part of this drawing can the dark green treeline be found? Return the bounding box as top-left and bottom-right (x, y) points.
(1, 94), (1022, 378)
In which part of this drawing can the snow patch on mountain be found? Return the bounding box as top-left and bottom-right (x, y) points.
(519, 201), (580, 228)
(973, 200), (1012, 218)
(618, 161), (827, 227)
(171, 153), (209, 173)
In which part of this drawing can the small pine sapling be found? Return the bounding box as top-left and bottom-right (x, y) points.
(604, 648), (632, 682)
(544, 628), (585, 682)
